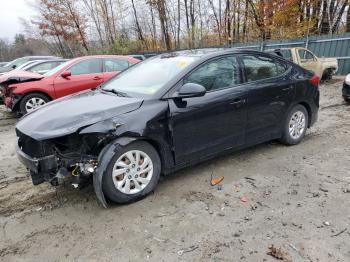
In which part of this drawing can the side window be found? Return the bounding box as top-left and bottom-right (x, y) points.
(242, 55), (287, 82)
(184, 56), (240, 91)
(29, 62), (58, 74)
(104, 59), (129, 72)
(279, 50), (292, 61)
(298, 49), (315, 61)
(69, 59), (102, 75)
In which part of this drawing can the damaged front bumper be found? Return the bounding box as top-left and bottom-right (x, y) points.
(15, 129), (117, 208)
(16, 144), (58, 185)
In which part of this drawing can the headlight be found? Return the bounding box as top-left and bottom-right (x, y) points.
(345, 74), (350, 85)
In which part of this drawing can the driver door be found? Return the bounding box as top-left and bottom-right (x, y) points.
(168, 56), (247, 164)
(54, 58), (104, 98)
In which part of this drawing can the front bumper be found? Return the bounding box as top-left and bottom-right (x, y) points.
(16, 143), (57, 185)
(343, 82), (350, 100)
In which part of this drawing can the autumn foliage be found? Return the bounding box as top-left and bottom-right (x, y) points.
(24, 0), (350, 56)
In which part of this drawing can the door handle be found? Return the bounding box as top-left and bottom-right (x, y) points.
(230, 98), (246, 107)
(93, 76), (102, 80)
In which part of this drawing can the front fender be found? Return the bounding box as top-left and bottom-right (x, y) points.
(93, 137), (137, 208)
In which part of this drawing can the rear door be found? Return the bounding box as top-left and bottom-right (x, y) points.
(169, 55), (247, 164)
(240, 54), (295, 144)
(53, 58), (104, 98)
(103, 58), (130, 81)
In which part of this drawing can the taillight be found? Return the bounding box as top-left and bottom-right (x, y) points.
(309, 75), (319, 87)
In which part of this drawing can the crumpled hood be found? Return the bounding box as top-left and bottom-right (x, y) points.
(16, 90), (143, 140)
(0, 70), (44, 85)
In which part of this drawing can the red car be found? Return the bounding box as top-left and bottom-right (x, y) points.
(0, 55), (139, 115)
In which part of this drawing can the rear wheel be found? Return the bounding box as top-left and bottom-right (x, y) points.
(322, 68), (333, 81)
(19, 93), (50, 115)
(280, 104), (308, 145)
(102, 141), (161, 204)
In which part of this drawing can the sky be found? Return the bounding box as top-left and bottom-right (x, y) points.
(0, 0), (37, 41)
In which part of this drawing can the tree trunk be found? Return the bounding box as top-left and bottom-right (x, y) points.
(320, 0), (330, 34)
(184, 0), (191, 48)
(347, 3), (350, 32)
(131, 0), (145, 44)
(236, 0), (240, 42)
(177, 0), (181, 49)
(225, 0), (231, 44)
(243, 0), (248, 41)
(209, 0), (222, 44)
(313, 0), (322, 32)
(190, 0), (195, 47)
(332, 0), (348, 33)
(156, 0), (172, 50)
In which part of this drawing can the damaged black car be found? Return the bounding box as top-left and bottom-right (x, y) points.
(15, 49), (320, 207)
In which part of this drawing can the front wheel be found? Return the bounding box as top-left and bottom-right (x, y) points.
(280, 105), (308, 145)
(102, 141), (161, 204)
(19, 93), (50, 115)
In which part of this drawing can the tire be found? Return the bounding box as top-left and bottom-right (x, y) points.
(19, 92), (50, 115)
(102, 141), (161, 204)
(280, 104), (309, 145)
(321, 69), (333, 81)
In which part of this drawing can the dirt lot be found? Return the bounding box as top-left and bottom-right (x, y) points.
(0, 79), (349, 262)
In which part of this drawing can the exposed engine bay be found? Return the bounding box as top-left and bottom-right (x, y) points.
(16, 129), (113, 188)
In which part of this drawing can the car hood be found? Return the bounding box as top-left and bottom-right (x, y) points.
(0, 70), (44, 85)
(16, 90), (143, 140)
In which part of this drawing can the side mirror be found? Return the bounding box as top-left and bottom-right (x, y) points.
(176, 83), (206, 98)
(61, 71), (71, 79)
(12, 65), (16, 69)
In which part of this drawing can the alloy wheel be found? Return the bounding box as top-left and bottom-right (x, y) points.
(111, 150), (153, 195)
(289, 111), (306, 140)
(25, 97), (46, 113)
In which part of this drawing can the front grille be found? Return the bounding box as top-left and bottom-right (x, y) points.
(16, 129), (54, 158)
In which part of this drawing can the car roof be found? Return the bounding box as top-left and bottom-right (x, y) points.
(69, 55), (140, 63)
(157, 48), (270, 59)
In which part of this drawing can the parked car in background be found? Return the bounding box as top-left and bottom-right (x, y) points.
(14, 49), (320, 207)
(0, 56), (61, 75)
(0, 62), (8, 67)
(15, 59), (68, 75)
(129, 54), (146, 61)
(267, 47), (338, 80)
(0, 55), (139, 115)
(343, 74), (350, 102)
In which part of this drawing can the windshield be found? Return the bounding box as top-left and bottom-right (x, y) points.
(43, 61), (70, 76)
(4, 57), (29, 68)
(102, 55), (199, 96)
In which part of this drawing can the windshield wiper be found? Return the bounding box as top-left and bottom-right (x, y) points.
(101, 88), (129, 97)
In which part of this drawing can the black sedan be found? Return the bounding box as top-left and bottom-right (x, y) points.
(343, 74), (350, 102)
(15, 49), (320, 207)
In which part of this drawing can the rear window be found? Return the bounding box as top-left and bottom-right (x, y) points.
(241, 55), (287, 82)
(104, 59), (129, 72)
(69, 59), (102, 75)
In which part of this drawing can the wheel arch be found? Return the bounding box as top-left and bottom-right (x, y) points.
(13, 91), (53, 112)
(298, 101), (312, 127)
(93, 136), (173, 208)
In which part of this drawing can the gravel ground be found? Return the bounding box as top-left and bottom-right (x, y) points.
(0, 79), (349, 262)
